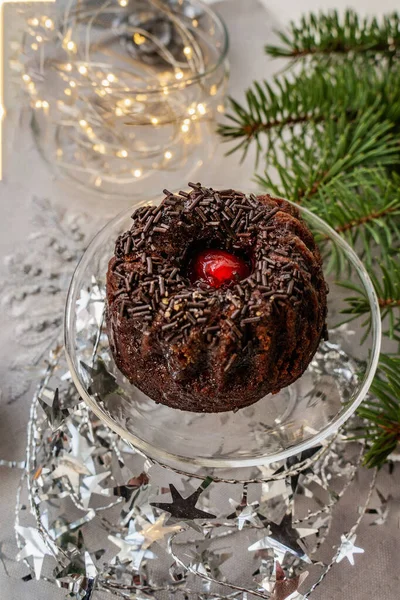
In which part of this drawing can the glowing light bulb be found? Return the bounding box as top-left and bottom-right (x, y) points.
(164, 151), (172, 160)
(133, 168), (142, 178)
(93, 143), (106, 154)
(197, 103), (206, 115)
(35, 100), (42, 108)
(69, 81), (76, 88)
(115, 107), (123, 116)
(36, 35), (43, 43)
(217, 104), (225, 113)
(66, 41), (77, 52)
(27, 82), (35, 92)
(22, 74), (31, 82)
(183, 46), (192, 58)
(192, 19), (199, 27)
(31, 43), (38, 51)
(163, 87), (169, 96)
(79, 119), (88, 128)
(29, 18), (39, 27)
(181, 123), (189, 133)
(133, 33), (146, 45)
(101, 79), (109, 87)
(184, 118), (190, 125)
(65, 63), (72, 72)
(107, 73), (116, 82)
(175, 70), (183, 80)
(188, 107), (195, 115)
(151, 117), (159, 125)
(210, 84), (217, 96)
(117, 149), (128, 158)
(44, 18), (54, 29)
(124, 98), (132, 107)
(42, 101), (49, 109)
(78, 65), (88, 75)
(64, 88), (72, 96)
(119, 0), (128, 6)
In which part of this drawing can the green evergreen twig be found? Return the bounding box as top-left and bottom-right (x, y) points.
(265, 10), (400, 61)
(218, 9), (400, 467)
(357, 355), (400, 468)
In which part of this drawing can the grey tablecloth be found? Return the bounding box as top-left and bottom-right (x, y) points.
(0, 1), (399, 598)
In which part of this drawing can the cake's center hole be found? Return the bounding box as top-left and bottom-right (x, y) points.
(190, 249), (250, 288)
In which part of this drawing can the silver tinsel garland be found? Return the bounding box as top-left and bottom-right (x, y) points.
(3, 336), (380, 600)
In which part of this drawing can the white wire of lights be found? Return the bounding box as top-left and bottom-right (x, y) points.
(16, 1), (223, 190)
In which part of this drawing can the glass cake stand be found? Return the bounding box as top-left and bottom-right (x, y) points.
(64, 193), (381, 475)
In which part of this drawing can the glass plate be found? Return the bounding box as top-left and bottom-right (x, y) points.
(64, 192), (381, 471)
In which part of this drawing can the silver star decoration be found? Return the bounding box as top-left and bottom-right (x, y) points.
(335, 533), (364, 566)
(80, 471), (111, 508)
(258, 479), (291, 526)
(81, 359), (118, 398)
(366, 488), (390, 526)
(52, 455), (91, 491)
(138, 514), (182, 549)
(16, 525), (58, 579)
(108, 519), (156, 568)
(151, 478), (216, 527)
(85, 550), (98, 579)
(227, 484), (261, 530)
(38, 388), (69, 431)
(67, 422), (95, 466)
(249, 514), (317, 564)
(188, 532), (232, 580)
(76, 284), (104, 331)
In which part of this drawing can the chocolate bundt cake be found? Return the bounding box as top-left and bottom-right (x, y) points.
(106, 184), (328, 413)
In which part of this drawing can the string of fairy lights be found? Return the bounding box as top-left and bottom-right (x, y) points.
(15, 0), (226, 192)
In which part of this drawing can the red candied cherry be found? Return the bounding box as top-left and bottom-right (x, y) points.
(190, 249), (250, 288)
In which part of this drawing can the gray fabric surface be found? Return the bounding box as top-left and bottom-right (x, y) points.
(0, 1), (399, 598)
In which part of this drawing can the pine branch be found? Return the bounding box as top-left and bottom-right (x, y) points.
(219, 61), (400, 163)
(339, 257), (400, 341)
(256, 108), (400, 203)
(266, 10), (400, 61)
(218, 9), (400, 468)
(357, 355), (400, 468)
(310, 168), (400, 266)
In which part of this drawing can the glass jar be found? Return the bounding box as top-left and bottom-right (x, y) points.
(22, 0), (229, 196)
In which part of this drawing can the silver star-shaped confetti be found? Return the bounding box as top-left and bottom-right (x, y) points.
(38, 388), (69, 431)
(258, 479), (291, 526)
(67, 422), (95, 465)
(249, 514), (316, 564)
(80, 471), (111, 508)
(76, 284), (105, 331)
(108, 519), (156, 569)
(366, 488), (390, 526)
(81, 359), (118, 398)
(138, 514), (182, 549)
(52, 455), (91, 491)
(227, 484), (261, 530)
(335, 533), (364, 566)
(16, 525), (58, 579)
(151, 478), (216, 525)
